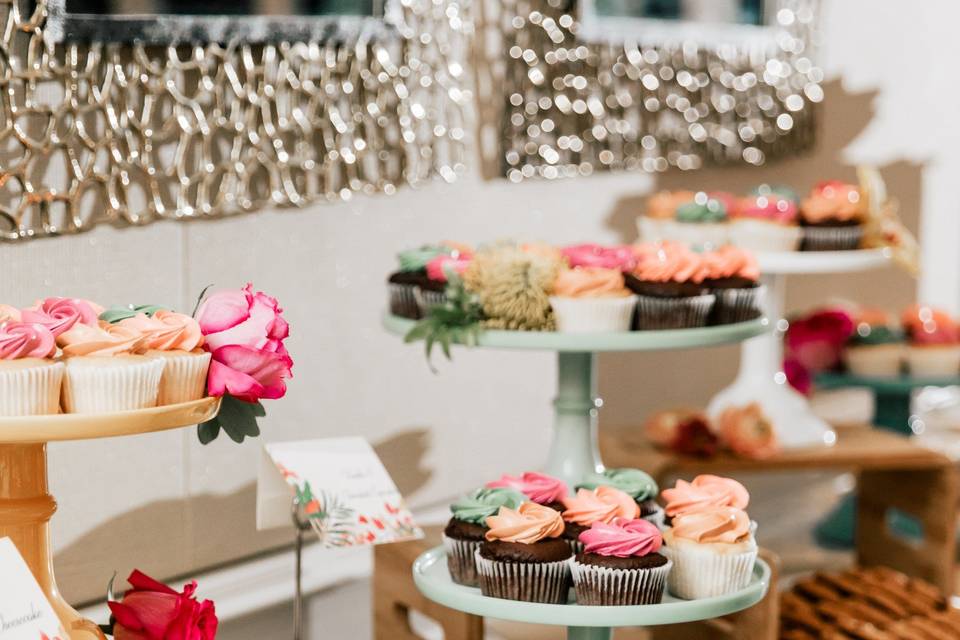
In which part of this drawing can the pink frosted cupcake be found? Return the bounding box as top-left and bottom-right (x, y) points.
(549, 267), (637, 333)
(118, 311), (211, 405)
(560, 244), (639, 272)
(0, 321), (64, 416)
(486, 471), (569, 512)
(560, 486), (639, 554)
(730, 191), (801, 252)
(570, 518), (671, 605)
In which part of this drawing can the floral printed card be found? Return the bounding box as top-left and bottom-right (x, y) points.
(257, 437), (423, 547)
(0, 538), (68, 640)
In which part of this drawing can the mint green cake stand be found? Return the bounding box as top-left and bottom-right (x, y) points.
(412, 546), (771, 640)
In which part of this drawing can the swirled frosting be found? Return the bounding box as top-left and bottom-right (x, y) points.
(450, 487), (527, 525)
(59, 322), (144, 357)
(484, 502), (565, 544)
(736, 194), (798, 224)
(671, 507), (751, 544)
(99, 304), (167, 324)
(397, 246), (448, 272)
(577, 468), (658, 502)
(118, 311), (204, 351)
(562, 486), (640, 526)
(560, 244), (638, 271)
(676, 192), (728, 223)
(646, 191), (695, 219)
(661, 475), (750, 518)
(0, 322), (56, 359)
(800, 181), (866, 223)
(632, 243), (709, 284)
(552, 267), (631, 298)
(486, 472), (568, 505)
(901, 305), (959, 345)
(579, 518), (662, 557)
(704, 246), (760, 281)
(22, 298), (100, 337)
(426, 254), (472, 282)
(0, 305), (21, 325)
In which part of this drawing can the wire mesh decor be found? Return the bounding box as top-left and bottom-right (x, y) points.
(0, 0), (471, 242)
(496, 0), (823, 182)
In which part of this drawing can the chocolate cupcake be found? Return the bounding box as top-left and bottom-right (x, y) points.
(560, 486), (640, 554)
(387, 246), (449, 319)
(443, 487), (526, 587)
(486, 471), (569, 513)
(475, 503), (572, 604)
(416, 250), (472, 314)
(799, 181), (866, 251)
(577, 468), (663, 528)
(570, 518), (671, 606)
(702, 246), (765, 325)
(626, 242), (715, 330)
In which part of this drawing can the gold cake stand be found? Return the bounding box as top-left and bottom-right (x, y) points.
(0, 397), (221, 639)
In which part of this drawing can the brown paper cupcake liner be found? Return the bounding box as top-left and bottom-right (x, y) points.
(800, 225), (863, 251)
(570, 557), (672, 606)
(388, 283), (422, 320)
(712, 285), (766, 325)
(442, 534), (481, 587)
(475, 549), (571, 604)
(633, 293), (715, 330)
(414, 288), (448, 315)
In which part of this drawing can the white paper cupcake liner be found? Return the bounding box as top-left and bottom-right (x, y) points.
(0, 362), (64, 416)
(62, 357), (165, 414)
(669, 221), (729, 250)
(414, 288), (448, 315)
(549, 295), (638, 333)
(388, 283), (422, 319)
(475, 548), (571, 604)
(153, 351), (211, 406)
(846, 344), (904, 377)
(800, 225), (863, 251)
(728, 219), (801, 252)
(905, 345), (960, 377)
(570, 557), (672, 606)
(661, 543), (757, 600)
(712, 285), (766, 325)
(633, 293), (715, 330)
(443, 534), (482, 587)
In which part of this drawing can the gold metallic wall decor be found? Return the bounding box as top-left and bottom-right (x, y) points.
(494, 0), (823, 182)
(0, 0), (470, 242)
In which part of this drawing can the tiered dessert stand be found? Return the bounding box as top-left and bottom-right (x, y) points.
(707, 248), (893, 448)
(0, 397), (221, 640)
(385, 314), (771, 640)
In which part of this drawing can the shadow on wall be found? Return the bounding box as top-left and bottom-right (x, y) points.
(599, 79), (922, 429)
(56, 428), (433, 606)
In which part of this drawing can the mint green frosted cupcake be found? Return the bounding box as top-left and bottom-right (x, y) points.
(443, 487), (527, 586)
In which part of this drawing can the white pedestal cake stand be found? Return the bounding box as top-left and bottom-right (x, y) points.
(707, 248), (893, 448)
(384, 314), (771, 639)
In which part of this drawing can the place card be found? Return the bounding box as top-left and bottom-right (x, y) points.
(257, 437), (423, 547)
(0, 537), (68, 640)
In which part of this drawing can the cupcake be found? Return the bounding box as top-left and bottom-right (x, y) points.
(576, 468), (663, 527)
(901, 305), (960, 377)
(799, 181), (867, 251)
(560, 486), (640, 553)
(475, 503), (572, 603)
(637, 191), (695, 243)
(660, 474), (749, 525)
(570, 518), (671, 606)
(661, 506), (757, 599)
(21, 297), (102, 337)
(703, 246), (764, 325)
(419, 251), (473, 313)
(118, 311), (211, 405)
(845, 309), (905, 377)
(486, 472), (569, 512)
(559, 243), (638, 272)
(443, 487), (527, 587)
(0, 321), (64, 416)
(670, 191), (731, 249)
(626, 243), (715, 330)
(729, 186), (801, 252)
(549, 267), (637, 333)
(58, 322), (165, 414)
(386, 243), (471, 319)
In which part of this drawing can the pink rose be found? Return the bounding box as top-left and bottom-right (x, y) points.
(21, 297), (100, 337)
(207, 345), (292, 403)
(109, 570), (217, 640)
(718, 403), (780, 459)
(784, 309), (854, 372)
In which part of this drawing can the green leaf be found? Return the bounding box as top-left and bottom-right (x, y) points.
(215, 395), (263, 444)
(198, 419), (221, 445)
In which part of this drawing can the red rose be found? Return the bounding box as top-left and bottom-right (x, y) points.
(784, 308), (854, 372)
(108, 571), (218, 640)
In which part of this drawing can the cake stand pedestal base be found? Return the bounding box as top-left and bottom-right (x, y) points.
(0, 443), (105, 640)
(568, 626), (611, 640)
(545, 352), (603, 487)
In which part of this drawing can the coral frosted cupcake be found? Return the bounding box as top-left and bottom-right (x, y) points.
(661, 506), (758, 599)
(577, 468), (663, 527)
(845, 309), (904, 377)
(571, 518), (671, 605)
(58, 322), (165, 414)
(799, 181), (866, 251)
(729, 186), (801, 252)
(560, 486), (640, 553)
(637, 191), (695, 242)
(443, 487), (527, 587)
(476, 503), (572, 603)
(626, 243), (715, 330)
(661, 474), (750, 523)
(901, 305), (960, 377)
(703, 246), (764, 325)
(118, 311), (211, 405)
(0, 321), (64, 416)
(549, 267), (637, 333)
(486, 472), (568, 512)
